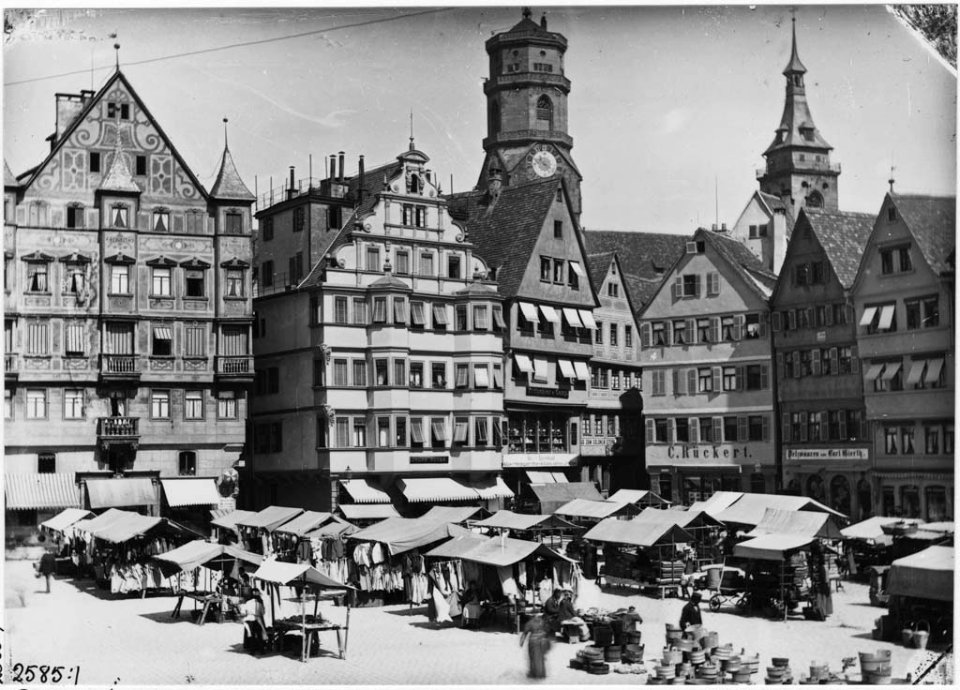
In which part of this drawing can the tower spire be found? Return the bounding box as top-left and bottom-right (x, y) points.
(114, 42), (120, 71)
(409, 110), (415, 151)
(783, 15), (807, 75)
(223, 117), (229, 150)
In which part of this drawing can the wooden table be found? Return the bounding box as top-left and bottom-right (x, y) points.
(274, 619), (345, 662)
(171, 592), (223, 625)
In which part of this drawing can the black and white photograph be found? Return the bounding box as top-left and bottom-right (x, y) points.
(2, 3), (955, 685)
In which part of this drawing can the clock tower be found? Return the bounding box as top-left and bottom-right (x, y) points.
(478, 8), (583, 221)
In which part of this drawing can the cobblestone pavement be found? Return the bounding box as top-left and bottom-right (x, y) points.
(3, 559), (932, 685)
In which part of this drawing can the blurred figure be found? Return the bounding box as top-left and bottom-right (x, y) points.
(36, 545), (56, 594)
(242, 588), (267, 656)
(519, 613), (552, 679)
(680, 591), (703, 631)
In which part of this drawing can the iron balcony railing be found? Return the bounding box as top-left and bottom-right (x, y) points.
(101, 355), (140, 374)
(216, 356), (253, 375)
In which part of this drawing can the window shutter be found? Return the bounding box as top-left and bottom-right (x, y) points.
(772, 311), (782, 332)
(686, 318), (696, 343)
(713, 272), (721, 295)
(672, 369), (683, 396)
(851, 346), (860, 374)
(641, 323), (652, 348)
(799, 412), (808, 441)
(669, 418), (677, 444)
(733, 314), (744, 340)
(709, 317), (720, 343)
(712, 366), (722, 392)
(737, 416), (748, 442)
(762, 415), (770, 441)
(782, 412), (791, 443)
(735, 366), (745, 391)
(695, 274), (702, 298)
(760, 312), (769, 338)
(712, 416), (724, 443)
(672, 277), (682, 301)
(830, 347), (839, 376)
(846, 304), (855, 324)
(787, 310), (797, 331)
(838, 413), (847, 440)
(664, 325), (673, 347)
(686, 368), (697, 395)
(761, 365), (770, 390)
(792, 351), (801, 378)
(812, 349), (822, 376)
(690, 418), (700, 443)
(776, 353), (785, 380)
(645, 419), (656, 444)
(820, 413), (829, 441)
(824, 305), (834, 326)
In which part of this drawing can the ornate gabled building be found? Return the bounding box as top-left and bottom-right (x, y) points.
(4, 69), (254, 547)
(250, 141), (510, 516)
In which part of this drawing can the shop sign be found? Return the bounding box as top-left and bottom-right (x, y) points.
(786, 448), (869, 461)
(666, 445), (753, 460)
(525, 386), (569, 399)
(502, 452), (578, 468)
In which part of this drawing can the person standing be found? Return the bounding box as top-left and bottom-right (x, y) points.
(679, 591), (703, 631)
(37, 548), (57, 594)
(242, 589), (268, 656)
(519, 613), (552, 679)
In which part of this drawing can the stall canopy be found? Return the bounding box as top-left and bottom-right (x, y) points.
(86, 478), (157, 509)
(337, 503), (400, 522)
(584, 517), (694, 547)
(733, 534), (815, 561)
(909, 522), (955, 541)
(554, 499), (635, 521)
(745, 508), (844, 540)
(160, 478), (221, 508)
(210, 509), (258, 531)
(74, 507), (134, 534)
(426, 535), (572, 567)
(529, 482), (603, 514)
(886, 545), (954, 602)
(349, 516), (472, 556)
(715, 493), (845, 528)
(235, 505), (304, 532)
(303, 520), (359, 539)
(272, 511), (339, 537)
(633, 508), (724, 531)
(607, 489), (671, 508)
(420, 506), (486, 524)
(253, 560), (355, 590)
(154, 540), (263, 572)
(40, 508), (93, 533)
(841, 516), (924, 543)
(689, 491), (744, 517)
(90, 513), (163, 544)
(473, 510), (578, 532)
(339, 479), (392, 504)
(526, 471), (569, 484)
(5, 473), (81, 510)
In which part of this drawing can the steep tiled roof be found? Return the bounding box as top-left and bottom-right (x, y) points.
(624, 273), (667, 313)
(758, 191), (787, 212)
(585, 251), (615, 292)
(801, 208), (876, 289)
(4, 160), (17, 187)
(584, 230), (688, 283)
(891, 193), (956, 275)
(446, 177), (561, 299)
(700, 229), (778, 297)
(210, 146), (254, 201)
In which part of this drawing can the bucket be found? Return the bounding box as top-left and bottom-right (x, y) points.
(604, 646), (621, 662)
(689, 649), (706, 665)
(732, 670), (752, 684)
(626, 631), (642, 645)
(771, 657), (790, 668)
(912, 630), (930, 650)
(901, 628), (915, 645)
(594, 625), (614, 647)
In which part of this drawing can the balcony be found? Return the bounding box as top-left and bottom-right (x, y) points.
(482, 130), (574, 150)
(216, 355), (254, 380)
(99, 355), (141, 382)
(5, 353), (18, 382)
(97, 416), (140, 450)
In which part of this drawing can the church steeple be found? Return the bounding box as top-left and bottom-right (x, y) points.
(757, 17), (840, 213)
(210, 118), (254, 201)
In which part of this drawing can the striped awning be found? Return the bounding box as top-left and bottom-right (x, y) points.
(578, 310), (597, 329)
(86, 478), (157, 509)
(153, 327), (172, 340)
(160, 478), (221, 507)
(5, 473), (81, 510)
(473, 477), (514, 500)
(340, 479), (392, 504)
(337, 503), (400, 521)
(397, 477), (480, 503)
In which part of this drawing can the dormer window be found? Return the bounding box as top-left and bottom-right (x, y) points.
(406, 173), (422, 195)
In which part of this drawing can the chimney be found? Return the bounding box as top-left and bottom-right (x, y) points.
(540, 13), (547, 29)
(287, 166), (296, 200)
(330, 154), (337, 181)
(338, 151), (345, 182)
(711, 223), (718, 232)
(358, 155), (365, 205)
(54, 92), (88, 146)
(721, 222), (727, 231)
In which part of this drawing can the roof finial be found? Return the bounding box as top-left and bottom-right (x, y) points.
(114, 42), (120, 70)
(223, 117), (229, 150)
(889, 165), (896, 193)
(522, 7), (532, 20)
(409, 110), (415, 151)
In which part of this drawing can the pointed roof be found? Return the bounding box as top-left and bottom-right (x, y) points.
(783, 18), (807, 74)
(798, 208), (875, 289)
(699, 228), (778, 299)
(99, 129), (140, 194)
(890, 193), (956, 276)
(585, 251), (616, 292)
(585, 230), (689, 283)
(4, 160), (17, 187)
(210, 146), (254, 201)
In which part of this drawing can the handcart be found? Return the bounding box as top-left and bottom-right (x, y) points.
(700, 564), (749, 612)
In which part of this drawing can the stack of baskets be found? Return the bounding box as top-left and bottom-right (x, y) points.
(646, 624), (761, 685)
(858, 650), (892, 685)
(570, 645), (610, 675)
(765, 657), (794, 684)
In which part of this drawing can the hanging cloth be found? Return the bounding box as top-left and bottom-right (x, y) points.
(498, 566), (519, 599)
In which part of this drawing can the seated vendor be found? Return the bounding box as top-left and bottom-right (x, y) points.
(557, 590), (590, 641)
(460, 580), (483, 626)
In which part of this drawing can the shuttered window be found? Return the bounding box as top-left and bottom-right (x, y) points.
(105, 322), (134, 354)
(65, 322), (84, 355)
(27, 321), (48, 355)
(185, 326), (205, 357)
(222, 326), (247, 355)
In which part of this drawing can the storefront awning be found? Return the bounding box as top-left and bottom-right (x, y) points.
(161, 478), (221, 508)
(887, 545), (954, 602)
(734, 533), (815, 561)
(578, 309), (598, 330)
(397, 477), (480, 503)
(539, 305), (561, 324)
(5, 473), (80, 510)
(473, 476), (514, 500)
(518, 302), (539, 322)
(514, 353), (534, 374)
(557, 359), (576, 379)
(525, 470), (569, 484)
(340, 478), (392, 504)
(337, 503), (400, 521)
(573, 360), (590, 381)
(562, 308), (583, 328)
(235, 505), (303, 531)
(86, 478), (156, 509)
(40, 508), (93, 533)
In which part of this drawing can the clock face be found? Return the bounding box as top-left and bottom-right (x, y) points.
(531, 150), (558, 178)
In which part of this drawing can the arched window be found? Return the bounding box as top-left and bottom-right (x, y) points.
(806, 191), (824, 208)
(535, 95), (553, 131)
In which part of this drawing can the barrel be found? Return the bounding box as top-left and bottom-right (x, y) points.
(626, 631), (642, 645)
(593, 625), (614, 647)
(658, 664), (677, 680)
(604, 646), (621, 662)
(732, 670), (752, 684)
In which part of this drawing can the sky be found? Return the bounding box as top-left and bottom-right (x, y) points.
(3, 4), (956, 235)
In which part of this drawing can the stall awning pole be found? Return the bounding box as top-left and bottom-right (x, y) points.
(343, 606), (351, 659)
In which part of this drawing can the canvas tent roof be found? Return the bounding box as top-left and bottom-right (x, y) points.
(272, 511), (338, 536)
(40, 508), (93, 533)
(689, 491), (744, 517)
(419, 506), (485, 524)
(303, 520), (359, 539)
(210, 509), (258, 531)
(423, 534), (490, 560)
(235, 505), (303, 531)
(154, 540), (263, 572)
(607, 489), (670, 507)
(584, 517), (694, 547)
(425, 535), (571, 567)
(253, 560), (354, 590)
(745, 508), (844, 539)
(840, 516), (924, 541)
(74, 508), (135, 534)
(90, 513), (164, 543)
(886, 545), (954, 602)
(528, 482), (602, 514)
(554, 499), (634, 520)
(633, 508), (724, 531)
(472, 510), (578, 532)
(733, 534), (815, 561)
(715, 493), (845, 527)
(349, 516), (472, 556)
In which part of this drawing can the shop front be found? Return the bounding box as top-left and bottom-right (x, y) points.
(782, 446), (872, 521)
(875, 471), (953, 521)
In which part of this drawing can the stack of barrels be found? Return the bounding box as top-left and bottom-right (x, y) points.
(765, 657), (794, 684)
(648, 624), (761, 685)
(568, 618), (645, 676)
(858, 650), (892, 685)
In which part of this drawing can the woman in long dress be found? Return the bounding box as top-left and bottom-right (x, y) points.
(520, 613), (552, 679)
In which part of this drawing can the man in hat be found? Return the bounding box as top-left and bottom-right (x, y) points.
(557, 589), (589, 641)
(680, 591), (703, 631)
(541, 587), (563, 634)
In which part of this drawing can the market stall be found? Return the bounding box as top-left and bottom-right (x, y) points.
(553, 499), (638, 526)
(714, 493), (846, 531)
(526, 482), (603, 515)
(732, 533), (822, 620)
(633, 507), (725, 566)
(209, 509), (258, 544)
(583, 517), (694, 598)
(270, 511), (347, 562)
(40, 508), (93, 536)
(884, 544), (953, 645)
(607, 489), (671, 509)
(472, 510), (580, 547)
(252, 560), (355, 662)
(424, 533), (578, 631)
(235, 505), (304, 555)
